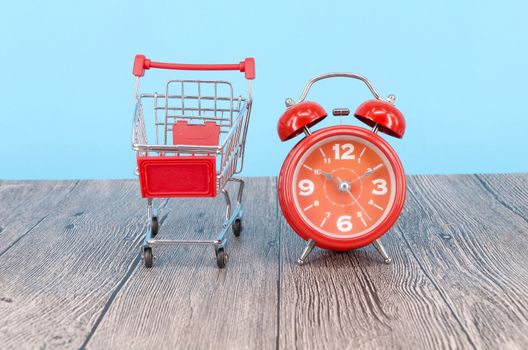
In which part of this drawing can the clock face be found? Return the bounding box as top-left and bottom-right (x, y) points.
(292, 135), (396, 239)
(278, 126), (406, 250)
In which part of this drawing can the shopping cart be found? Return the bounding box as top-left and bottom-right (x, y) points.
(131, 54), (255, 268)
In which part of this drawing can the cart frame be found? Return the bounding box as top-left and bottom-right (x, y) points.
(131, 54), (255, 268)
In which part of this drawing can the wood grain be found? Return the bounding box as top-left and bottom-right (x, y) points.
(400, 174), (528, 349)
(474, 173), (528, 225)
(0, 180), (146, 349)
(85, 177), (279, 350)
(0, 175), (527, 350)
(0, 180), (77, 255)
(278, 181), (472, 349)
(278, 174), (528, 350)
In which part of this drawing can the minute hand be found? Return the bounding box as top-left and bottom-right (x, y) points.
(348, 163), (384, 186)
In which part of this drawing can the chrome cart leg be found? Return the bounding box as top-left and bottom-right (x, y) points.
(222, 188), (232, 223)
(229, 178), (245, 209)
(228, 178), (244, 237)
(210, 189), (232, 269)
(142, 198), (155, 268)
(372, 239), (392, 264)
(297, 239), (316, 265)
(147, 198), (159, 238)
(145, 198), (153, 243)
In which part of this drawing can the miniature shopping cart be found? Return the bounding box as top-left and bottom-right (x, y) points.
(131, 54), (255, 268)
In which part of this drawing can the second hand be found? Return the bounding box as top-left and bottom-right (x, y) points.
(337, 177), (372, 221)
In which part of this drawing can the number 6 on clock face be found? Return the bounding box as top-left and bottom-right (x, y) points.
(337, 215), (353, 232)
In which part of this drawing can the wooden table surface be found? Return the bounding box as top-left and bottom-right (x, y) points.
(0, 174), (527, 349)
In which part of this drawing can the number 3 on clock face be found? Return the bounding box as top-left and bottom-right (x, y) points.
(278, 126), (406, 251)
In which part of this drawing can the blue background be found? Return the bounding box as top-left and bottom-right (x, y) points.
(1, 0), (527, 179)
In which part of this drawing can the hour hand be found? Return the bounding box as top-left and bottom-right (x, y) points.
(319, 170), (336, 183)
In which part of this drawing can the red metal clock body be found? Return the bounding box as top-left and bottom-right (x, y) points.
(277, 73), (407, 265)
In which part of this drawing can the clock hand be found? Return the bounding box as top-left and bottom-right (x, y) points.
(319, 170), (341, 187)
(346, 191), (372, 222)
(320, 171), (375, 221)
(348, 163), (384, 186)
(320, 170), (335, 182)
(337, 177), (372, 221)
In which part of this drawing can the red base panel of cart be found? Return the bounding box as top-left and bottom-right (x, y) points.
(137, 156), (217, 198)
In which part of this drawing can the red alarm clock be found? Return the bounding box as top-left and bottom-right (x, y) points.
(277, 73), (406, 265)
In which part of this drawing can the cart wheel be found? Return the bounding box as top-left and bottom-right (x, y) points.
(215, 247), (227, 269)
(151, 216), (159, 237)
(143, 247), (153, 268)
(232, 218), (242, 237)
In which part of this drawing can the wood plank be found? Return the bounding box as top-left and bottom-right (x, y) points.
(0, 180), (147, 349)
(473, 173), (528, 223)
(278, 174), (528, 349)
(400, 174), (528, 349)
(1, 175), (527, 349)
(0, 180), (77, 255)
(85, 177), (279, 349)
(278, 177), (475, 349)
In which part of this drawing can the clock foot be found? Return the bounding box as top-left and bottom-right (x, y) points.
(297, 239), (316, 265)
(372, 239), (392, 264)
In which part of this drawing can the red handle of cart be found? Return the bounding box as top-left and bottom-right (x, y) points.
(133, 54), (256, 80)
